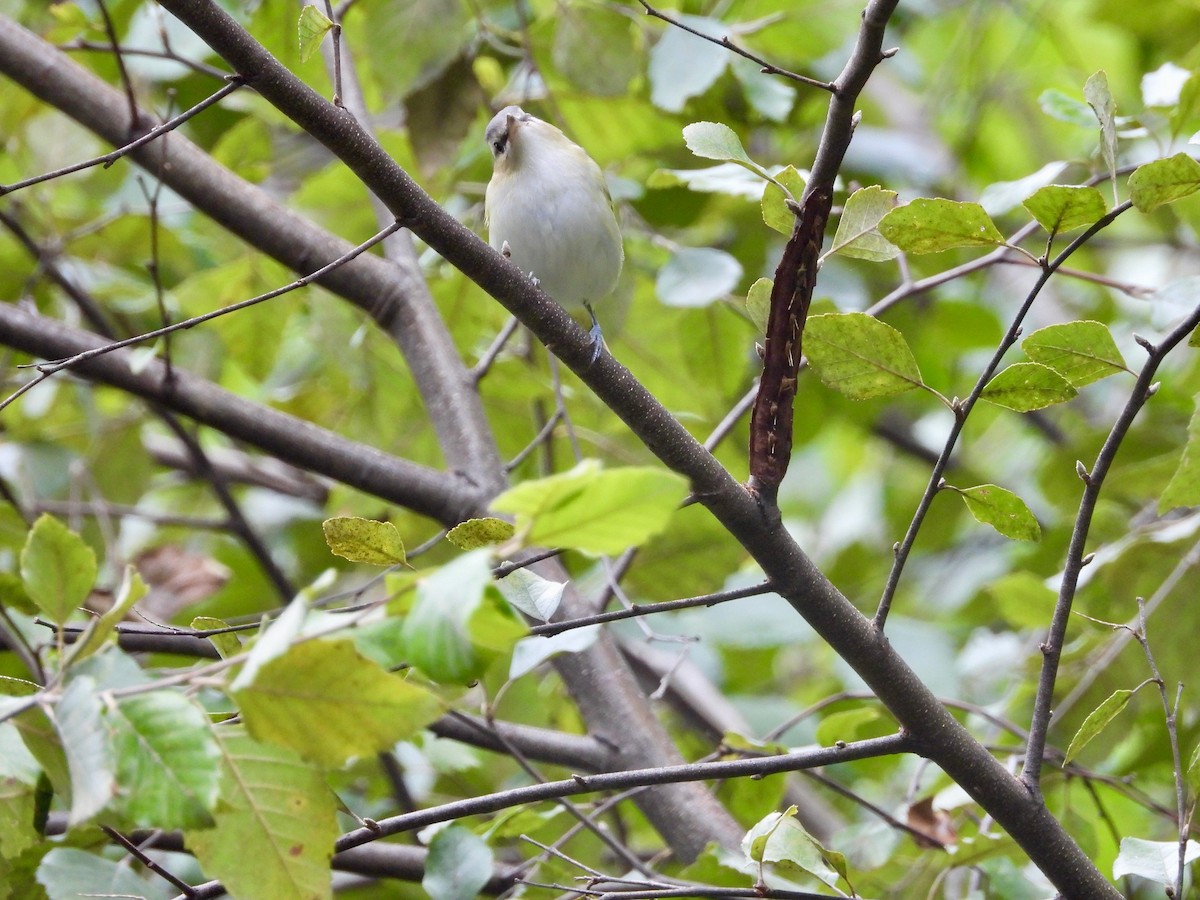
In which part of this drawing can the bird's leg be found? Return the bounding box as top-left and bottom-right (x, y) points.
(584, 301), (604, 365)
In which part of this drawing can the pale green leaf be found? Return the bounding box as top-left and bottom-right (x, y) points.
(815, 707), (884, 747)
(760, 165), (807, 235)
(1084, 71), (1117, 190)
(191, 616), (242, 659)
(67, 565), (148, 665)
(979, 161), (1068, 216)
(1064, 689), (1133, 765)
(494, 568), (564, 622)
(423, 826), (494, 900)
(1021, 320), (1127, 387)
(878, 198), (1005, 254)
(682, 121), (754, 166)
(509, 626), (600, 679)
(731, 56), (795, 122)
(804, 313), (924, 399)
(186, 726), (336, 900)
(553, 7), (636, 96)
(1128, 153), (1200, 212)
(1039, 89), (1096, 127)
(233, 639), (441, 766)
(297, 5), (333, 63)
(829, 186), (900, 260)
(745, 277), (772, 333)
(19, 515), (96, 626)
(37, 847), (172, 900)
(322, 516), (406, 566)
(1113, 837), (1200, 884)
(109, 691), (220, 828)
(1160, 398), (1200, 513)
(649, 18), (729, 112)
(955, 484), (1041, 541)
(980, 362), (1077, 411)
(1022, 185), (1108, 234)
(491, 461), (690, 555)
(742, 809), (841, 889)
(656, 247), (743, 307)
(52, 676), (114, 825)
(446, 517), (516, 550)
(647, 163), (775, 199)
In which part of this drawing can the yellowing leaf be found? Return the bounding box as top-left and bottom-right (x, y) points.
(322, 516), (406, 566)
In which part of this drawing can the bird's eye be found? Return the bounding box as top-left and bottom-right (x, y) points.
(492, 139), (506, 155)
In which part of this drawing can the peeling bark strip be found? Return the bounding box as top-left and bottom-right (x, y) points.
(748, 187), (832, 501)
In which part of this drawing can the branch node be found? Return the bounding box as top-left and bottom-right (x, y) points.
(1075, 460), (1090, 483)
(1146, 380), (1161, 397)
(1080, 552), (1095, 567)
(1133, 332), (1154, 353)
(881, 46), (899, 59)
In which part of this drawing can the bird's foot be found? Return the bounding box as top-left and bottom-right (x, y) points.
(585, 302), (604, 366)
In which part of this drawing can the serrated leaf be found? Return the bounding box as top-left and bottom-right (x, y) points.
(1064, 689), (1133, 765)
(745, 277), (771, 334)
(878, 198), (1005, 254)
(1022, 320), (1127, 387)
(423, 825), (494, 900)
(1113, 837), (1200, 884)
(322, 516), (406, 566)
(1022, 185), (1108, 235)
(297, 5), (333, 63)
(956, 484), (1041, 541)
(1128, 153), (1200, 212)
(491, 461), (689, 555)
(494, 568), (564, 621)
(980, 362), (1077, 411)
(1084, 71), (1117, 191)
(50, 677), (114, 824)
(656, 247), (743, 307)
(1160, 398), (1200, 513)
(446, 517), (515, 550)
(19, 515), (96, 626)
(829, 186), (900, 260)
(186, 726), (336, 900)
(683, 121), (755, 166)
(233, 639), (441, 767)
(109, 692), (220, 828)
(804, 313), (924, 399)
(761, 165), (807, 235)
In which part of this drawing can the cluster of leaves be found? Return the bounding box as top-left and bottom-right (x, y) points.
(2, 0), (1200, 898)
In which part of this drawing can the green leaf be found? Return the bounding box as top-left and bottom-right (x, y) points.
(815, 707), (884, 747)
(233, 638), (441, 767)
(446, 517), (516, 550)
(1187, 741), (1200, 794)
(494, 568), (564, 622)
(979, 161), (1068, 216)
(1064, 689), (1133, 765)
(649, 17), (729, 113)
(1113, 837), (1200, 884)
(186, 726), (336, 900)
(683, 121), (755, 167)
(1084, 71), (1117, 191)
(1160, 398), (1200, 513)
(322, 516), (406, 566)
(1021, 320), (1127, 387)
(509, 626), (600, 679)
(761, 165), (807, 235)
(732, 56), (795, 122)
(37, 847), (172, 900)
(19, 515), (97, 626)
(980, 362), (1077, 411)
(191, 616), (242, 659)
(491, 461), (690, 555)
(647, 163), (773, 198)
(67, 565), (147, 665)
(403, 551), (523, 683)
(804, 313), (924, 400)
(829, 186), (900, 260)
(1022, 185), (1108, 234)
(51, 677), (114, 825)
(1128, 153), (1200, 212)
(553, 6), (637, 97)
(1039, 88), (1097, 127)
(656, 247), (743, 307)
(297, 5), (334, 63)
(745, 277), (772, 334)
(955, 484), (1041, 541)
(878, 198), (1005, 254)
(423, 825), (494, 900)
(109, 692), (220, 828)
(742, 808), (841, 889)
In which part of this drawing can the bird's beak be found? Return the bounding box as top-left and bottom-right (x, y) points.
(506, 113), (521, 145)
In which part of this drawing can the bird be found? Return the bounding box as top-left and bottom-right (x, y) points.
(484, 105), (623, 364)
